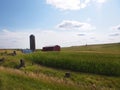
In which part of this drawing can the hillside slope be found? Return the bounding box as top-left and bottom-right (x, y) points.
(0, 67), (80, 90)
(0, 43), (120, 90)
(62, 43), (120, 54)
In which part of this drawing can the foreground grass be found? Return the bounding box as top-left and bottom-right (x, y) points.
(0, 66), (81, 90)
(21, 64), (120, 89)
(0, 66), (120, 90)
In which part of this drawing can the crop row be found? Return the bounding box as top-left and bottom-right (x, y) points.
(24, 52), (120, 76)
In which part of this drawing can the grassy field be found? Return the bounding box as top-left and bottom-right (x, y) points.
(62, 43), (120, 53)
(0, 43), (120, 90)
(0, 66), (81, 90)
(24, 43), (120, 76)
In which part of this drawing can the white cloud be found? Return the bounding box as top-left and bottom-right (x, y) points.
(0, 29), (84, 48)
(0, 29), (29, 49)
(95, 0), (107, 4)
(46, 0), (107, 10)
(112, 24), (120, 30)
(0, 27), (119, 49)
(56, 20), (96, 30)
(77, 33), (86, 36)
(109, 33), (120, 37)
(46, 0), (90, 10)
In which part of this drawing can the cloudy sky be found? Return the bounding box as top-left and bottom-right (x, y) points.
(0, 0), (120, 49)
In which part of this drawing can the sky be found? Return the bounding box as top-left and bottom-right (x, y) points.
(0, 0), (120, 49)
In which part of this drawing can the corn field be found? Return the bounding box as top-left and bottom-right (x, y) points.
(24, 51), (120, 76)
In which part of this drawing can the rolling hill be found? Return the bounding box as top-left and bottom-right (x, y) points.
(0, 43), (120, 90)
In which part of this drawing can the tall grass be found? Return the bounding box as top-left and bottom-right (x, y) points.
(24, 51), (120, 76)
(0, 66), (80, 90)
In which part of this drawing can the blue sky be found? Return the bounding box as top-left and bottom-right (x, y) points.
(0, 0), (120, 49)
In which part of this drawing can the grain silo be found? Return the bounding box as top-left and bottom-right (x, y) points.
(30, 34), (36, 51)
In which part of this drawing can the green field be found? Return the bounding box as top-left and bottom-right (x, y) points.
(0, 43), (120, 90)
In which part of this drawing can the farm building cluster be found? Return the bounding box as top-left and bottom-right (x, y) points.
(22, 34), (61, 54)
(42, 45), (60, 51)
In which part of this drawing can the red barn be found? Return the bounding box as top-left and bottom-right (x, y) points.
(42, 45), (61, 51)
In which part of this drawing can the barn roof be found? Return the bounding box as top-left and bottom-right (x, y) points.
(43, 45), (60, 48)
